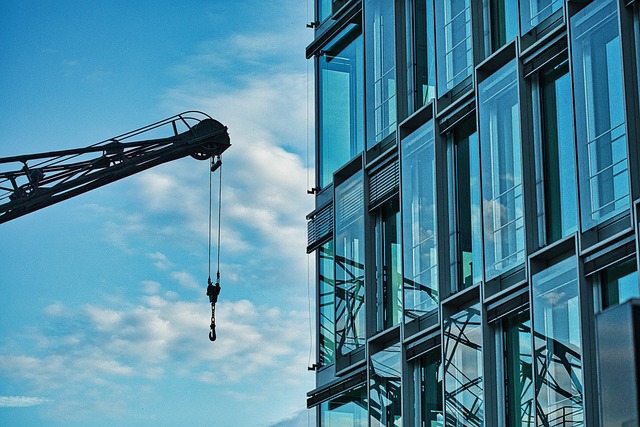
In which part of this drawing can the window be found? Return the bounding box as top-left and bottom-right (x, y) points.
(375, 199), (402, 332)
(335, 172), (366, 358)
(571, 0), (629, 232)
(448, 121), (482, 291)
(444, 304), (483, 426)
(365, 0), (397, 146)
(405, 0), (436, 114)
(319, 25), (364, 188)
(502, 310), (534, 427)
(488, 0), (518, 53)
(534, 61), (578, 245)
(319, 240), (335, 366)
(414, 348), (443, 426)
(318, 0), (332, 23)
(600, 257), (639, 310)
(532, 256), (583, 425)
(479, 59), (525, 281)
(435, 0), (473, 97)
(370, 344), (402, 426)
(520, 0), (563, 36)
(402, 121), (438, 322)
(320, 384), (368, 426)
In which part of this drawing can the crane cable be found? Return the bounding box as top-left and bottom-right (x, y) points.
(207, 155), (222, 341)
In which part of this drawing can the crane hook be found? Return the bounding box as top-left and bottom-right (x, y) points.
(207, 275), (221, 341)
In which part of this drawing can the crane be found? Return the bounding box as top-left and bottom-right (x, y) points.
(0, 111), (231, 340)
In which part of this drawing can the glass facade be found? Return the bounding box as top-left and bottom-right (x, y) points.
(401, 120), (438, 322)
(532, 256), (583, 426)
(478, 59), (525, 281)
(365, 0), (397, 146)
(435, 0), (473, 96)
(571, 0), (629, 232)
(318, 25), (364, 189)
(369, 344), (402, 426)
(335, 172), (366, 359)
(307, 0), (640, 425)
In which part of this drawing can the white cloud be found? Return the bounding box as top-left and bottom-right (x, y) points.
(0, 395), (51, 407)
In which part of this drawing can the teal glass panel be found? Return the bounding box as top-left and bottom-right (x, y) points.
(370, 344), (402, 426)
(479, 59), (525, 280)
(503, 310), (534, 427)
(450, 122), (482, 290)
(401, 120), (438, 322)
(376, 200), (402, 332)
(532, 256), (583, 425)
(520, 0), (562, 35)
(319, 240), (335, 366)
(319, 25), (364, 188)
(365, 0), (397, 146)
(408, 0), (436, 112)
(418, 348), (443, 426)
(489, 0), (518, 52)
(318, 0), (332, 23)
(444, 304), (483, 426)
(537, 62), (578, 245)
(601, 258), (639, 310)
(335, 172), (366, 358)
(435, 0), (473, 97)
(321, 384), (368, 426)
(571, 0), (629, 231)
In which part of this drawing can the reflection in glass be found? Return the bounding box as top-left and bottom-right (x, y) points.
(406, 0), (436, 113)
(536, 62), (578, 245)
(520, 0), (562, 35)
(321, 384), (368, 426)
(319, 240), (335, 366)
(479, 59), (525, 280)
(319, 25), (364, 188)
(532, 256), (583, 426)
(417, 348), (443, 426)
(444, 304), (483, 426)
(376, 200), (402, 332)
(571, 0), (629, 231)
(365, 0), (397, 146)
(601, 257), (639, 310)
(435, 0), (473, 96)
(489, 0), (518, 52)
(449, 122), (482, 291)
(401, 121), (438, 322)
(335, 173), (366, 358)
(370, 344), (402, 426)
(503, 310), (534, 426)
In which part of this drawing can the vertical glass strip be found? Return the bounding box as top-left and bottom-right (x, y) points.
(503, 310), (534, 426)
(319, 240), (335, 366)
(435, 0), (473, 96)
(370, 344), (402, 426)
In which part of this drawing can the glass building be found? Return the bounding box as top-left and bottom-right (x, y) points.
(305, 0), (640, 425)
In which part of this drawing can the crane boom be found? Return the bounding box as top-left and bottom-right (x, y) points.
(0, 111), (230, 223)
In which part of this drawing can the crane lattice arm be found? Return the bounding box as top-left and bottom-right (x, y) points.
(0, 111), (230, 224)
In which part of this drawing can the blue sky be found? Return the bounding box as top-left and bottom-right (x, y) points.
(0, 1), (315, 426)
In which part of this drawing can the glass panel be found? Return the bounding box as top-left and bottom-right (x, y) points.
(571, 0), (629, 231)
(536, 61), (578, 245)
(532, 256), (583, 426)
(479, 59), (525, 280)
(335, 172), (366, 358)
(401, 121), (438, 322)
(601, 257), (639, 310)
(489, 0), (518, 52)
(319, 240), (335, 366)
(520, 0), (563, 35)
(321, 384), (368, 426)
(376, 199), (403, 331)
(318, 0), (332, 23)
(319, 25), (364, 188)
(417, 348), (443, 427)
(370, 344), (402, 426)
(407, 0), (436, 113)
(503, 310), (534, 427)
(365, 0), (397, 146)
(449, 122), (482, 291)
(444, 304), (484, 426)
(435, 0), (473, 97)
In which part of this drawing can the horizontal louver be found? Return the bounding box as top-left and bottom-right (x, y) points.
(307, 202), (333, 253)
(369, 159), (399, 210)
